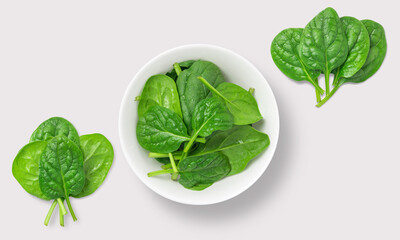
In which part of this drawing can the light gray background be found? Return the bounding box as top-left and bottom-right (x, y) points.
(0, 0), (398, 239)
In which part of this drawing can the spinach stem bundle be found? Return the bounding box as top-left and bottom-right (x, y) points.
(271, 7), (387, 107)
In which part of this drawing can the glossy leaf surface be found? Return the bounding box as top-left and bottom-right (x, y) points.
(39, 136), (85, 199)
(271, 28), (321, 82)
(73, 134), (114, 198)
(335, 16), (370, 79)
(344, 20), (387, 83)
(300, 7), (348, 73)
(193, 125), (270, 175)
(30, 117), (80, 146)
(178, 152), (231, 189)
(138, 74), (182, 118)
(12, 141), (50, 200)
(191, 97), (233, 137)
(177, 60), (225, 130)
(136, 106), (190, 153)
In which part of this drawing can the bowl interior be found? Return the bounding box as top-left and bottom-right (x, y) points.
(119, 44), (279, 205)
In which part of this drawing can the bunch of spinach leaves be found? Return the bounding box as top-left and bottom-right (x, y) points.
(271, 7), (387, 107)
(12, 117), (114, 226)
(136, 60), (270, 190)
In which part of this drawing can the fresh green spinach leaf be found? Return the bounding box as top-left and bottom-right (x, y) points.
(344, 20), (387, 83)
(73, 134), (114, 198)
(178, 152), (231, 189)
(197, 77), (262, 125)
(138, 74), (182, 118)
(12, 141), (50, 200)
(192, 125), (270, 175)
(30, 117), (80, 146)
(192, 97), (233, 137)
(300, 7), (348, 94)
(271, 28), (323, 99)
(136, 106), (191, 153)
(177, 60), (225, 130)
(39, 135), (85, 221)
(334, 16), (370, 80)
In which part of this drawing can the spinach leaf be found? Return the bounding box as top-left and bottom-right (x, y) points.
(166, 60), (196, 80)
(138, 74), (182, 118)
(73, 134), (114, 198)
(198, 78), (262, 125)
(178, 152), (231, 189)
(30, 117), (80, 146)
(334, 16), (370, 80)
(344, 20), (387, 84)
(136, 106), (191, 153)
(177, 60), (225, 130)
(316, 19), (387, 107)
(39, 135), (85, 221)
(188, 183), (213, 191)
(300, 7), (348, 94)
(192, 97), (233, 137)
(192, 125), (270, 175)
(271, 28), (324, 100)
(12, 141), (50, 200)
(181, 97), (233, 159)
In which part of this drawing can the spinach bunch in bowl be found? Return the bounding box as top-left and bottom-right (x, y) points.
(270, 7), (387, 107)
(12, 117), (114, 226)
(136, 60), (270, 190)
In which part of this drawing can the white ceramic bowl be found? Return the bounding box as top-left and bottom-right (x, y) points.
(119, 44), (279, 205)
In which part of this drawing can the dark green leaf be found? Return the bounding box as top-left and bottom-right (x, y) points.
(177, 60), (225, 130)
(271, 28), (321, 86)
(344, 20), (387, 83)
(73, 134), (114, 198)
(138, 74), (182, 118)
(178, 152), (231, 189)
(192, 125), (270, 175)
(191, 97), (233, 137)
(215, 82), (262, 125)
(12, 141), (50, 200)
(39, 136), (85, 199)
(136, 106), (190, 153)
(335, 16), (370, 79)
(300, 7), (348, 73)
(30, 117), (80, 146)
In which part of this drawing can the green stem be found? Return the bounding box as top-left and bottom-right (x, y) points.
(148, 169), (175, 177)
(65, 197), (77, 222)
(316, 80), (344, 107)
(59, 203), (65, 227)
(308, 78), (324, 95)
(173, 63), (182, 76)
(195, 137), (205, 143)
(325, 69), (330, 95)
(197, 77), (230, 102)
(57, 198), (67, 216)
(315, 88), (321, 103)
(169, 153), (179, 181)
(162, 163), (172, 169)
(248, 88), (255, 95)
(44, 200), (58, 226)
(134, 96), (141, 101)
(149, 152), (181, 159)
(332, 73), (340, 86)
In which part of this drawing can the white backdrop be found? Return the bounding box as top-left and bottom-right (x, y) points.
(0, 0), (398, 239)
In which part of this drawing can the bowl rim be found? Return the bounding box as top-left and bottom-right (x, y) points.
(119, 43), (280, 205)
